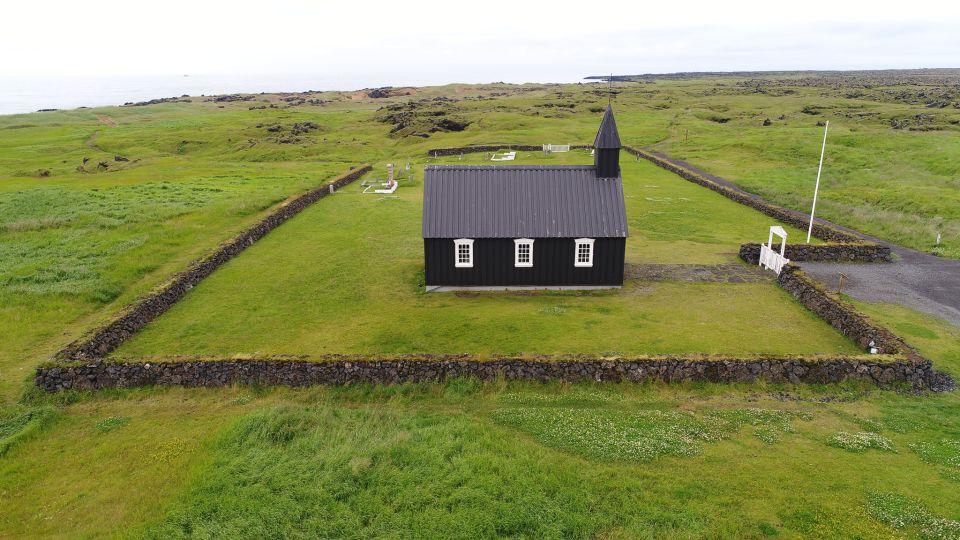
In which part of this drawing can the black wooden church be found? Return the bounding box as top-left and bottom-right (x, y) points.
(421, 106), (628, 291)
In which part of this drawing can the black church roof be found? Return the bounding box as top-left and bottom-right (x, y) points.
(421, 165), (628, 239)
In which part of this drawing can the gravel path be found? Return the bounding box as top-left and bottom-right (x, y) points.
(650, 152), (960, 328)
(625, 263), (771, 283)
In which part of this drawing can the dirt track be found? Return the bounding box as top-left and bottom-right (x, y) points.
(650, 152), (960, 328)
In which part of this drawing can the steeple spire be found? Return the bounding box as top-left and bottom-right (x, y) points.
(594, 105), (621, 149)
(594, 105), (621, 177)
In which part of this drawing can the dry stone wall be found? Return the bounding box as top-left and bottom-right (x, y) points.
(427, 144), (591, 157)
(55, 165), (372, 361)
(36, 354), (933, 392)
(739, 243), (892, 264)
(775, 264), (913, 356)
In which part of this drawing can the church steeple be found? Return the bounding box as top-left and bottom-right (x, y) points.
(593, 105), (621, 178)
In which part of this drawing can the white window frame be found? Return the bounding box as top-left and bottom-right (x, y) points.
(454, 238), (474, 268)
(574, 238), (595, 267)
(513, 238), (534, 268)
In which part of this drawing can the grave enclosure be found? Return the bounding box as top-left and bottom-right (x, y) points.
(34, 142), (940, 391)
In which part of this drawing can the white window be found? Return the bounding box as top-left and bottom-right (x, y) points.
(454, 239), (474, 268)
(514, 238), (534, 267)
(574, 238), (595, 267)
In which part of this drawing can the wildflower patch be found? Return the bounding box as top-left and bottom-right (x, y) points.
(827, 431), (895, 453)
(498, 391), (621, 406)
(718, 408), (812, 440)
(491, 407), (810, 461)
(834, 412), (884, 433)
(865, 492), (960, 540)
(910, 439), (960, 470)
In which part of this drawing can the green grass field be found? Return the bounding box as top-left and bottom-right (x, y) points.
(115, 156), (852, 359)
(2, 311), (959, 539)
(644, 76), (960, 259)
(1, 73), (958, 538)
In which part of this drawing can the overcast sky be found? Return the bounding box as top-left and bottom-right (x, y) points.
(3, 0), (959, 84)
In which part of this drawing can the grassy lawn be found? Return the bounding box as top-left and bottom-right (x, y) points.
(115, 156), (853, 358)
(2, 306), (954, 539)
(0, 74), (958, 539)
(648, 78), (960, 258)
(3, 333), (960, 539)
(0, 103), (382, 400)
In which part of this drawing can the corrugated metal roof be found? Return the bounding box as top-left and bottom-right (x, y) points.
(593, 105), (621, 149)
(422, 165), (629, 238)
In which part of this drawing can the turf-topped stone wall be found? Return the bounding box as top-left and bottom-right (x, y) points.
(775, 264), (913, 356)
(35, 354), (934, 392)
(427, 144), (591, 157)
(55, 164), (372, 361)
(623, 146), (865, 244)
(36, 145), (944, 393)
(739, 243), (892, 264)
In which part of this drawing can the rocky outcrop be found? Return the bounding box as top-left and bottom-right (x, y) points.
(367, 88), (392, 98)
(55, 165), (371, 361)
(739, 243), (892, 264)
(211, 94), (255, 103)
(123, 97), (190, 107)
(36, 354), (934, 392)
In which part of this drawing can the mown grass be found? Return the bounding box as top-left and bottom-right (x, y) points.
(115, 156), (854, 358)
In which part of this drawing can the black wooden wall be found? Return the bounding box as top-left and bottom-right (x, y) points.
(595, 148), (620, 178)
(424, 237), (625, 287)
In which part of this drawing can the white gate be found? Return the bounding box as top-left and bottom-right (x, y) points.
(759, 226), (790, 274)
(543, 144), (571, 153)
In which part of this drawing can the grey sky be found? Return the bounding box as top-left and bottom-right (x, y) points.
(3, 0), (959, 83)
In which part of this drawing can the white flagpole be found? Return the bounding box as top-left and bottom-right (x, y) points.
(807, 121), (829, 243)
